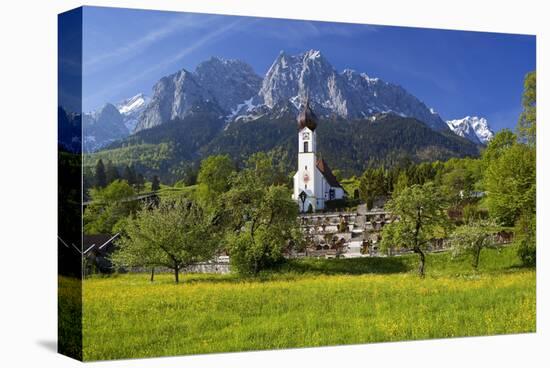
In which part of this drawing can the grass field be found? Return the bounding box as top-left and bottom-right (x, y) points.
(82, 245), (535, 361)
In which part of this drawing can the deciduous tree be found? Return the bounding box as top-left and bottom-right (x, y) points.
(517, 71), (536, 146)
(112, 199), (220, 283)
(380, 182), (449, 277)
(484, 144), (535, 226)
(84, 180), (139, 234)
(222, 154), (300, 275)
(449, 220), (499, 269)
(196, 155), (236, 202)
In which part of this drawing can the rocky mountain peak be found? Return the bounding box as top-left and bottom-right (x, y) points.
(96, 103), (121, 120)
(195, 56), (262, 112)
(446, 116), (494, 144)
(83, 103), (128, 152)
(254, 50), (447, 130)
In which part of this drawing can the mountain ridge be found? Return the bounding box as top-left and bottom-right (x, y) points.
(133, 49), (454, 135)
(82, 49), (492, 168)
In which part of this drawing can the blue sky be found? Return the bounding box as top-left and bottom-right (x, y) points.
(82, 6), (536, 131)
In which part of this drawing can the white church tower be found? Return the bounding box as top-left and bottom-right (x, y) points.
(293, 99), (345, 212)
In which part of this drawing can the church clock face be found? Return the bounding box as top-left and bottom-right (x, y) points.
(302, 132), (310, 140)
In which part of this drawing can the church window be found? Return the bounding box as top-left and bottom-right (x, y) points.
(304, 141), (309, 152)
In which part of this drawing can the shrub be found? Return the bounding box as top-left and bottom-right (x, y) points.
(516, 212), (536, 266)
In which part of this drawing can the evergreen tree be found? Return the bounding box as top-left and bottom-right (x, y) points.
(105, 160), (120, 184)
(181, 166), (198, 186)
(359, 168), (386, 209)
(123, 165), (137, 186)
(135, 173), (145, 193)
(83, 166), (94, 200)
(151, 175), (161, 192)
(94, 159), (107, 188)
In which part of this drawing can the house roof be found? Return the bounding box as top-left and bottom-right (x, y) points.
(83, 233), (119, 255)
(316, 158), (342, 188)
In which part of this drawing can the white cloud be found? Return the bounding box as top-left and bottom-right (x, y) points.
(83, 14), (215, 73)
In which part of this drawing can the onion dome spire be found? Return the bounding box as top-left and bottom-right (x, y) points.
(297, 96), (318, 131)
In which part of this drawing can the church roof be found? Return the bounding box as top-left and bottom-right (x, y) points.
(316, 158), (342, 188)
(297, 98), (318, 131)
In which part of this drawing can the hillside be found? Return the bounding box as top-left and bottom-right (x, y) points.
(84, 112), (480, 182)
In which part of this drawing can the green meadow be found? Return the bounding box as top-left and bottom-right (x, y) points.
(82, 245), (535, 361)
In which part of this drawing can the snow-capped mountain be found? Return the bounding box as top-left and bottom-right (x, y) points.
(253, 50), (447, 130)
(116, 93), (150, 132)
(135, 50), (449, 133)
(446, 116), (494, 144)
(91, 50), (493, 152)
(82, 93), (151, 151)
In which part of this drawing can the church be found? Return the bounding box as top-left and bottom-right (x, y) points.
(292, 100), (346, 212)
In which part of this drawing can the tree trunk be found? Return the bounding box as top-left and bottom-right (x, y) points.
(174, 264), (180, 283)
(418, 249), (425, 277)
(414, 247), (426, 277)
(413, 209), (425, 277)
(150, 267), (155, 282)
(253, 258), (259, 277)
(473, 247), (481, 269)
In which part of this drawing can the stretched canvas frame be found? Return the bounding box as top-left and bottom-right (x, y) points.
(58, 6), (536, 362)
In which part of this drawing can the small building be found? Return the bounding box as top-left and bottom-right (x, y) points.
(292, 99), (345, 212)
(83, 233), (120, 274)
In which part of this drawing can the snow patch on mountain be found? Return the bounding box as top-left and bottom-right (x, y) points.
(116, 93), (150, 132)
(118, 93), (148, 114)
(225, 97), (257, 122)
